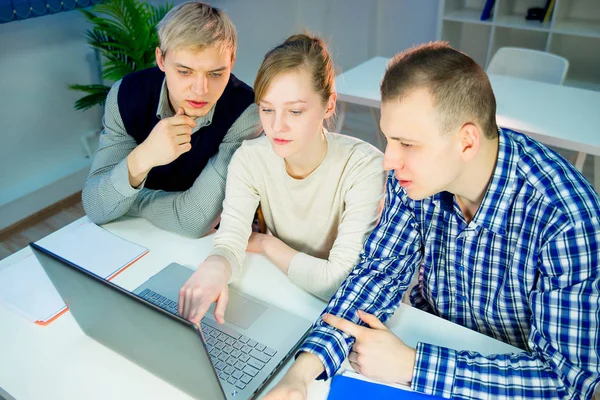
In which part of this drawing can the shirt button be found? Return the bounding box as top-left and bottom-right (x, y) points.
(458, 266), (464, 272)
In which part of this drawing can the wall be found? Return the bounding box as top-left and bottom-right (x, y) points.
(0, 0), (438, 230)
(0, 10), (102, 228)
(219, 0), (439, 83)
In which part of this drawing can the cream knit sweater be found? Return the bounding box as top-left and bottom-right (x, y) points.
(211, 132), (385, 300)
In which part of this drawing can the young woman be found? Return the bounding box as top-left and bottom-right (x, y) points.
(178, 34), (385, 326)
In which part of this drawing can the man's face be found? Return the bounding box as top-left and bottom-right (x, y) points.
(380, 88), (462, 200)
(156, 45), (234, 118)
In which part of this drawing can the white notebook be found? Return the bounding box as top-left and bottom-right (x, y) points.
(0, 217), (148, 325)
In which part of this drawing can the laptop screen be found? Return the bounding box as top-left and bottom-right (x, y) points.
(30, 242), (226, 400)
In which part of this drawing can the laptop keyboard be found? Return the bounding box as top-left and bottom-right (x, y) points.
(138, 288), (179, 314)
(138, 288), (278, 391)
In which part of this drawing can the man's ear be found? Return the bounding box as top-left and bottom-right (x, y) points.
(324, 92), (337, 119)
(230, 54), (236, 71)
(156, 47), (166, 71)
(458, 122), (481, 162)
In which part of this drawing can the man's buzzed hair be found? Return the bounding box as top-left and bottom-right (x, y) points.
(381, 41), (498, 139)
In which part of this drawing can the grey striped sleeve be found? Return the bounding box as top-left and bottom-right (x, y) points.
(82, 80), (262, 237)
(82, 79), (143, 225)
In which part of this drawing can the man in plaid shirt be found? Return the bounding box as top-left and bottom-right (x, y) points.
(264, 42), (600, 399)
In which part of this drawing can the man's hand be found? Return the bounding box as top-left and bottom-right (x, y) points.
(127, 107), (197, 187)
(178, 255), (232, 326)
(262, 352), (324, 400)
(322, 310), (416, 385)
(261, 370), (308, 400)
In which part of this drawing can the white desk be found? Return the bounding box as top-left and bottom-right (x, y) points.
(0, 217), (521, 399)
(335, 57), (600, 189)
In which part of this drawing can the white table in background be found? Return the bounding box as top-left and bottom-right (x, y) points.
(0, 217), (523, 399)
(335, 57), (600, 190)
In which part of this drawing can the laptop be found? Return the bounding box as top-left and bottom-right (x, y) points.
(30, 242), (313, 400)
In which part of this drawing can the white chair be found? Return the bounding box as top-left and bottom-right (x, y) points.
(487, 47), (596, 188)
(487, 47), (569, 85)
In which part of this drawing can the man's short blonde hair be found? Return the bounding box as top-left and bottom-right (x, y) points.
(157, 1), (237, 59)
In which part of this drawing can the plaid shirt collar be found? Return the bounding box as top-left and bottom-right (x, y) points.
(432, 129), (517, 236)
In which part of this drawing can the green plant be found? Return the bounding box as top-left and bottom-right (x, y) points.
(69, 0), (173, 111)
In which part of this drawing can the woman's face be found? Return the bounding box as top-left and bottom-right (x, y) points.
(258, 68), (334, 160)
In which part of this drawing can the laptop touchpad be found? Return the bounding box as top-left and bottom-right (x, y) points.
(221, 291), (267, 329)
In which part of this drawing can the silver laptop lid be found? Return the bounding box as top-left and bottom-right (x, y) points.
(30, 242), (226, 400)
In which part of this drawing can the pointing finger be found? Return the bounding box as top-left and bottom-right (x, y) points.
(188, 297), (212, 327)
(214, 288), (229, 324)
(322, 313), (365, 339)
(357, 310), (388, 331)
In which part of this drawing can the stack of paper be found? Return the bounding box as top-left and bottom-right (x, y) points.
(0, 248), (68, 324)
(0, 217), (148, 325)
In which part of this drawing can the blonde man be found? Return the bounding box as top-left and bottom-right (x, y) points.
(82, 2), (261, 237)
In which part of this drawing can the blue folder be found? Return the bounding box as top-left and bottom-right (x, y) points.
(327, 374), (445, 399)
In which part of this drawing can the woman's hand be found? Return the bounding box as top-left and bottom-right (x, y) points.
(178, 255), (232, 325)
(246, 233), (298, 275)
(247, 232), (269, 253)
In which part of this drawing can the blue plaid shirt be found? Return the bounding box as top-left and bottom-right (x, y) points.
(299, 129), (600, 399)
